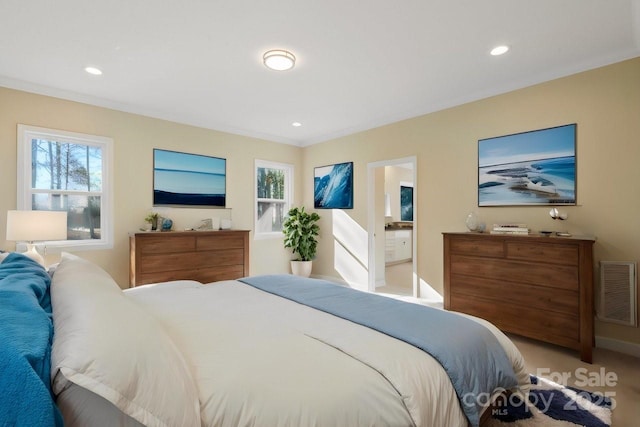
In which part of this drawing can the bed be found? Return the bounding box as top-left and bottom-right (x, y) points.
(0, 252), (530, 427)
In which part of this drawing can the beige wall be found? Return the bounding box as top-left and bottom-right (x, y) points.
(1, 57), (638, 346)
(304, 57), (640, 345)
(0, 87), (303, 286)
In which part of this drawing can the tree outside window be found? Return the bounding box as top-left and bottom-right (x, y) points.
(31, 139), (103, 240)
(255, 160), (292, 238)
(18, 125), (113, 250)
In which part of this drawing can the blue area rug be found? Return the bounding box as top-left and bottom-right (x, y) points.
(485, 375), (612, 427)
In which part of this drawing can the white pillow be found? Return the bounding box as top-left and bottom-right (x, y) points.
(50, 253), (201, 427)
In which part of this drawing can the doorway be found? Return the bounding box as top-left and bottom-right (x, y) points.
(367, 156), (417, 297)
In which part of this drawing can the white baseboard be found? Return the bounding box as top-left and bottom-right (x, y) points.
(595, 335), (640, 358)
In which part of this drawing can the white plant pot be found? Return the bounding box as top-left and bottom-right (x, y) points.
(291, 260), (312, 277)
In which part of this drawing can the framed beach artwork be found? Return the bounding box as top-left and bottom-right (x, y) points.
(478, 124), (576, 206)
(314, 161), (354, 209)
(153, 149), (226, 207)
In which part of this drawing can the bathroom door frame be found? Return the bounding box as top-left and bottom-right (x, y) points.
(366, 156), (418, 296)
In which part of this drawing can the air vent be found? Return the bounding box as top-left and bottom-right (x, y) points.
(598, 261), (637, 326)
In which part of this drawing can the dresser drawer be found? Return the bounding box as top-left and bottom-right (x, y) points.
(136, 270), (197, 285)
(451, 254), (579, 290)
(450, 294), (579, 348)
(506, 241), (579, 265)
(449, 237), (504, 257)
(197, 233), (246, 250)
(139, 252), (201, 273)
(197, 248), (245, 267)
(138, 264), (245, 284)
(450, 274), (579, 315)
(197, 266), (246, 283)
(139, 235), (195, 254)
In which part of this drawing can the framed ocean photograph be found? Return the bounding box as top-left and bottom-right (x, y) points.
(314, 161), (354, 209)
(400, 185), (413, 221)
(478, 124), (576, 206)
(153, 149), (226, 207)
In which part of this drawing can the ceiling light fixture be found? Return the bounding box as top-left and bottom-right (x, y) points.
(490, 45), (509, 56)
(292, 122), (302, 127)
(85, 66), (103, 75)
(263, 50), (296, 71)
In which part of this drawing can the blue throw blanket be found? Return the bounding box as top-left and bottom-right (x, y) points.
(240, 274), (518, 427)
(0, 253), (63, 427)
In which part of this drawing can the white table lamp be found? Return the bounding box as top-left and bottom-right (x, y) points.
(6, 210), (68, 266)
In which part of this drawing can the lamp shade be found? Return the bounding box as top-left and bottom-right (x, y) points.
(6, 210), (68, 242)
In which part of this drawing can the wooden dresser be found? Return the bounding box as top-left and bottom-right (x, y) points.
(443, 232), (595, 362)
(129, 230), (250, 286)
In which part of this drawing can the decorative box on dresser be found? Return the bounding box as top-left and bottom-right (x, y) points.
(130, 230), (250, 286)
(443, 232), (595, 363)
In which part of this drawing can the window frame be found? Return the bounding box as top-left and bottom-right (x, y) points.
(17, 124), (114, 251)
(254, 159), (293, 240)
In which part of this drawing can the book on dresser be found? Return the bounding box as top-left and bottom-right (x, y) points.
(129, 230), (250, 286)
(490, 223), (530, 234)
(489, 229), (530, 235)
(442, 232), (595, 363)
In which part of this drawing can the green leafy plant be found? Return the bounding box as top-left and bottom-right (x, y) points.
(283, 206), (320, 261)
(144, 212), (159, 223)
(144, 212), (159, 230)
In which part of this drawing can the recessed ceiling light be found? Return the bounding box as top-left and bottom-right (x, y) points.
(292, 122), (302, 127)
(85, 66), (103, 75)
(490, 45), (509, 56)
(263, 50), (296, 71)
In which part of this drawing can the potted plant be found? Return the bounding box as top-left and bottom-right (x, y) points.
(145, 212), (159, 231)
(283, 206), (320, 277)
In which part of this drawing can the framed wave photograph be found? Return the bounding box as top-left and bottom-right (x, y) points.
(314, 161), (354, 209)
(478, 124), (576, 206)
(400, 185), (414, 221)
(153, 149), (226, 207)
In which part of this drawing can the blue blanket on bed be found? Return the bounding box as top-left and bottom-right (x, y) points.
(0, 253), (63, 427)
(240, 274), (518, 427)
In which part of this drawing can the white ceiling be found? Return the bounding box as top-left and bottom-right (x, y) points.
(1, 1), (638, 147)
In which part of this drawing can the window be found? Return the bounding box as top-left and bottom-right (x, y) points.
(17, 124), (113, 250)
(255, 160), (293, 239)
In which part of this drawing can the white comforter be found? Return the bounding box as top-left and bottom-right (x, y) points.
(126, 279), (529, 427)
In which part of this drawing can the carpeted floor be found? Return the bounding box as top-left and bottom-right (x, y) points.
(485, 375), (612, 427)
